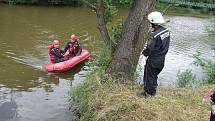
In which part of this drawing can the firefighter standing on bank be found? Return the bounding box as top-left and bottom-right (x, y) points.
(140, 11), (170, 97)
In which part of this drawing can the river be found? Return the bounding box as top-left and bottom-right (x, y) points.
(0, 3), (214, 121)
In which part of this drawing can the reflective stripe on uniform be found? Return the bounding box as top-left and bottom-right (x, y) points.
(160, 32), (170, 40)
(154, 29), (168, 38)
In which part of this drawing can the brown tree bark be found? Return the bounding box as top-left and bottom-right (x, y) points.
(107, 0), (158, 80)
(80, 0), (114, 50)
(96, 0), (115, 51)
(81, 0), (159, 80)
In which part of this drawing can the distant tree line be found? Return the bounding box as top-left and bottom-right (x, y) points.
(0, 0), (80, 5)
(0, 0), (131, 6)
(0, 0), (214, 9)
(160, 0), (215, 10)
(161, 0), (215, 4)
(184, 0), (215, 4)
(0, 0), (128, 7)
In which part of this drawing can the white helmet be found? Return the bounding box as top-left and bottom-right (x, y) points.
(147, 11), (165, 24)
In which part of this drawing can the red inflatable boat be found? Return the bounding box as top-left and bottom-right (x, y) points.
(46, 49), (90, 72)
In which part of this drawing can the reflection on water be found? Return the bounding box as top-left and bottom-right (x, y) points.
(0, 64), (89, 121)
(0, 3), (99, 121)
(0, 93), (18, 121)
(0, 79), (72, 121)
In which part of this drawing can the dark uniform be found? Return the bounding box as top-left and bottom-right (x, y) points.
(63, 41), (82, 57)
(50, 48), (67, 63)
(211, 91), (215, 121)
(142, 25), (170, 96)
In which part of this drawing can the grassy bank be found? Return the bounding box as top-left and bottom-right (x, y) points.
(71, 65), (214, 121)
(70, 46), (215, 121)
(70, 3), (215, 121)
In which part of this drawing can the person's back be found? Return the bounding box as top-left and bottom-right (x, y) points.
(142, 25), (170, 59)
(149, 25), (170, 58)
(139, 11), (170, 97)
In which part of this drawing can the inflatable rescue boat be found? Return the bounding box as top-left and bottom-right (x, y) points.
(46, 49), (90, 72)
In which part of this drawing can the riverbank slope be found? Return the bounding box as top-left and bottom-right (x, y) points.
(71, 67), (213, 121)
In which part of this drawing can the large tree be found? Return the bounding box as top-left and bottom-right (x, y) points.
(108, 0), (158, 79)
(82, 0), (159, 80)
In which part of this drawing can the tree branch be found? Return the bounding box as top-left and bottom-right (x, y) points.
(80, 0), (97, 11)
(97, 0), (115, 51)
(162, 0), (176, 15)
(81, 0), (115, 51)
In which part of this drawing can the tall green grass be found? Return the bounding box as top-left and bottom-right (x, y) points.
(71, 65), (212, 120)
(70, 48), (213, 121)
(70, 48), (112, 120)
(86, 48), (111, 70)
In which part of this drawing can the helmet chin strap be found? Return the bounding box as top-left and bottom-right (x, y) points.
(150, 23), (159, 32)
(151, 23), (156, 28)
(151, 23), (159, 28)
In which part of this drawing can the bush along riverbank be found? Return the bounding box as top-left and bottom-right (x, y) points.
(70, 48), (215, 121)
(155, 2), (214, 18)
(179, 18), (215, 85)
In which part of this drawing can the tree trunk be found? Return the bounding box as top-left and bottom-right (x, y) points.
(108, 0), (158, 80)
(80, 0), (114, 50)
(96, 0), (114, 50)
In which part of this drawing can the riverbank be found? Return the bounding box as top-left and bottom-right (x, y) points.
(70, 46), (214, 120)
(70, 65), (214, 120)
(70, 12), (215, 120)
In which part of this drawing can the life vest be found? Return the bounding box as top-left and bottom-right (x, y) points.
(48, 45), (61, 61)
(69, 41), (79, 54)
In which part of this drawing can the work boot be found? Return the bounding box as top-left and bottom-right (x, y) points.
(137, 91), (145, 97)
(145, 87), (156, 97)
(136, 91), (150, 98)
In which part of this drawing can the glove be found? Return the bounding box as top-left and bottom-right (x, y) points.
(212, 105), (215, 115)
(144, 42), (148, 49)
(141, 42), (148, 54)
